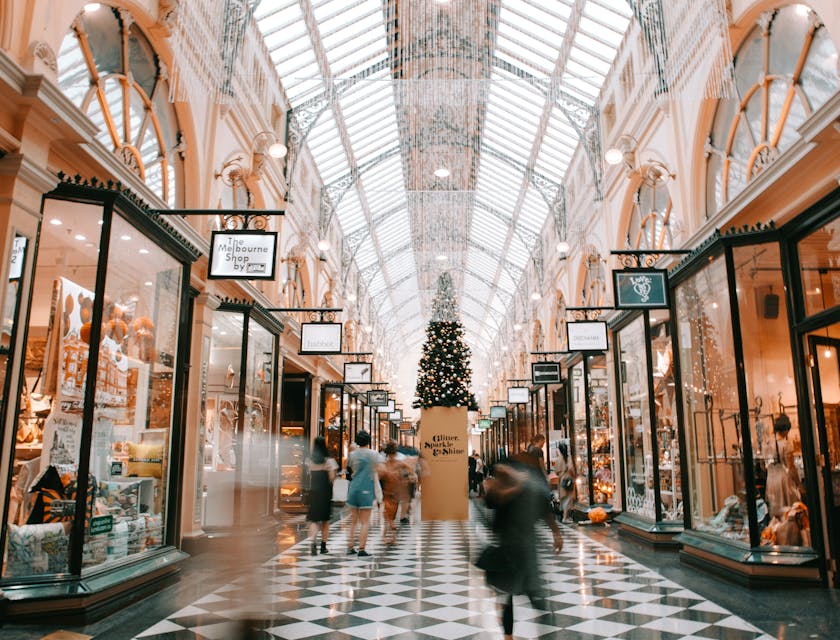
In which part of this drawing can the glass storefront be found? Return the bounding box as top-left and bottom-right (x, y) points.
(278, 374), (310, 510)
(615, 310), (682, 535)
(201, 307), (279, 529)
(2, 186), (192, 580)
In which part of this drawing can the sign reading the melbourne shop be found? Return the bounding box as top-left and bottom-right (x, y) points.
(300, 322), (342, 354)
(613, 269), (669, 309)
(532, 362), (561, 385)
(489, 405), (507, 419)
(567, 321), (608, 352)
(209, 230), (278, 280)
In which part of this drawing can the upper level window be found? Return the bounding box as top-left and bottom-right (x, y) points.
(57, 7), (182, 207)
(706, 6), (838, 217)
(628, 173), (672, 251)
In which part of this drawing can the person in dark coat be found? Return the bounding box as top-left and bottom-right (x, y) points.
(481, 459), (563, 640)
(306, 436), (337, 555)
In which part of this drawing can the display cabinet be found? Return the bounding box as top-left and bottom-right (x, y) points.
(278, 374), (310, 512)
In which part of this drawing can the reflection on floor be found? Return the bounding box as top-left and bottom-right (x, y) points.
(132, 507), (773, 640)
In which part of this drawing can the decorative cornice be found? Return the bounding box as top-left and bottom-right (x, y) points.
(29, 41), (57, 75)
(55, 172), (202, 261)
(0, 153), (58, 194)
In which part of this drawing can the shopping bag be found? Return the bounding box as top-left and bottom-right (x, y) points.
(332, 478), (349, 504)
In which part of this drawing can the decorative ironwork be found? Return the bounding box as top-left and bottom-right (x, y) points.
(565, 306), (612, 321)
(611, 249), (689, 269)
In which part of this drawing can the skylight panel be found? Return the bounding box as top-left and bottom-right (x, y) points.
(500, 3), (565, 41)
(497, 22), (559, 60)
(578, 16), (625, 47)
(496, 36), (554, 75)
(355, 242), (378, 271)
(519, 188), (548, 234)
(570, 47), (613, 75)
(584, 0), (632, 32)
(506, 235), (530, 269)
(469, 207), (508, 254)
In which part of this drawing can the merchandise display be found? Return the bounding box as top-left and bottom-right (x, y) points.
(2, 199), (183, 579)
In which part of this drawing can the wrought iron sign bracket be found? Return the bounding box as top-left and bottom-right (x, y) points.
(155, 208), (285, 232)
(565, 306), (614, 320)
(265, 307), (342, 322)
(610, 249), (689, 269)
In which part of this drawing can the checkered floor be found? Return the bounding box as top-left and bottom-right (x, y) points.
(133, 506), (774, 640)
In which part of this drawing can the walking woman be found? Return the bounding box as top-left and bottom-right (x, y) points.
(306, 436), (337, 555)
(554, 442), (576, 523)
(481, 459), (563, 640)
(345, 430), (381, 557)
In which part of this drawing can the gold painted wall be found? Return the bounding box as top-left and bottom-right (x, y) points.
(420, 406), (469, 520)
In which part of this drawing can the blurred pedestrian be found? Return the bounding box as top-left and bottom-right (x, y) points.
(377, 440), (416, 543)
(345, 430), (381, 557)
(306, 436), (337, 555)
(553, 442), (575, 523)
(479, 458), (563, 640)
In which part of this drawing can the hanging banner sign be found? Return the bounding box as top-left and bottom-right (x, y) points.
(532, 362), (561, 385)
(399, 421), (413, 432)
(367, 389), (389, 407)
(9, 236), (27, 280)
(208, 230), (278, 280)
(507, 387), (529, 404)
(344, 362), (372, 384)
(389, 409), (403, 422)
(478, 418), (491, 429)
(567, 320), (608, 352)
(377, 399), (396, 414)
(613, 269), (669, 309)
(489, 405), (507, 419)
(299, 322), (342, 354)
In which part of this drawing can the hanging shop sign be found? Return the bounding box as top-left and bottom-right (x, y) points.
(613, 269), (669, 309)
(9, 236), (27, 279)
(489, 405), (507, 419)
(478, 418), (491, 429)
(507, 387), (529, 404)
(367, 389), (389, 406)
(208, 230), (278, 280)
(344, 362), (372, 384)
(567, 320), (608, 352)
(531, 362), (561, 385)
(299, 322), (342, 354)
(389, 409), (403, 422)
(399, 421), (414, 433)
(377, 399), (396, 414)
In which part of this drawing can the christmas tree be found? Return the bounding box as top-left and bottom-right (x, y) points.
(413, 273), (479, 410)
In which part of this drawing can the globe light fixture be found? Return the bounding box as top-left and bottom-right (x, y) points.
(435, 254), (448, 261)
(557, 240), (570, 253)
(513, 323), (522, 332)
(433, 167), (450, 178)
(531, 291), (542, 301)
(604, 147), (624, 165)
(84, 3), (102, 12)
(317, 239), (331, 251)
(267, 141), (288, 159)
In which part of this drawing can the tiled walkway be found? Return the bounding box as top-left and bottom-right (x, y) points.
(132, 508), (773, 640)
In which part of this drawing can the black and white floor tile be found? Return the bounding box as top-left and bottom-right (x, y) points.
(132, 509), (775, 640)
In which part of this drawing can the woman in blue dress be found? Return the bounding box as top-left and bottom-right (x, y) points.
(345, 431), (381, 557)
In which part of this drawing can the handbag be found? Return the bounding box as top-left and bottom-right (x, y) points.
(332, 477), (349, 504)
(561, 475), (574, 491)
(475, 544), (518, 592)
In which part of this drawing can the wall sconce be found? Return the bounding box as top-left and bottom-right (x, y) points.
(605, 134), (637, 170)
(251, 130), (287, 178)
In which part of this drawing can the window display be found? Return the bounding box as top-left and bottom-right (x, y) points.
(3, 193), (188, 579)
(571, 362), (589, 505)
(676, 255), (745, 541)
(588, 355), (614, 506)
(279, 375), (309, 509)
(734, 243), (809, 547)
(618, 317), (655, 518)
(651, 312), (681, 522)
(201, 308), (278, 528)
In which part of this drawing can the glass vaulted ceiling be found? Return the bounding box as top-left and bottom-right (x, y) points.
(255, 0), (632, 359)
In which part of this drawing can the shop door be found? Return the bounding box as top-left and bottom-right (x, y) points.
(808, 333), (840, 586)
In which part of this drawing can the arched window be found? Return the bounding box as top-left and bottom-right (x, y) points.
(628, 173), (672, 251)
(706, 6), (838, 216)
(57, 7), (182, 206)
(581, 250), (607, 306)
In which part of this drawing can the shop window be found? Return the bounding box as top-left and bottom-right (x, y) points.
(201, 310), (277, 528)
(675, 256), (744, 541)
(798, 217), (840, 317)
(57, 7), (182, 206)
(587, 355), (614, 506)
(733, 243), (809, 547)
(571, 362), (589, 504)
(705, 6), (838, 217)
(618, 316), (656, 519)
(3, 195), (185, 578)
(628, 177), (672, 251)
